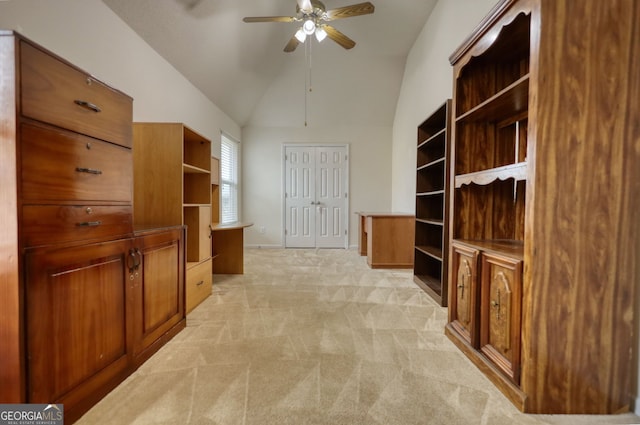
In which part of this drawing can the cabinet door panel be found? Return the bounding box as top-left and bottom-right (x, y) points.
(480, 253), (522, 383)
(25, 239), (131, 403)
(143, 245), (179, 330)
(133, 229), (185, 357)
(450, 242), (479, 346)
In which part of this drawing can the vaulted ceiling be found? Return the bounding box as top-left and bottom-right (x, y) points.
(102, 0), (437, 127)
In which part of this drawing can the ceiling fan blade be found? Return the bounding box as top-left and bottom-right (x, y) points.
(243, 16), (297, 23)
(325, 2), (374, 20)
(324, 25), (356, 49)
(297, 0), (313, 13)
(284, 36), (301, 52)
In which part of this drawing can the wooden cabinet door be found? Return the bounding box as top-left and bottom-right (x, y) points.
(131, 229), (185, 363)
(25, 239), (132, 407)
(480, 252), (523, 383)
(449, 242), (479, 347)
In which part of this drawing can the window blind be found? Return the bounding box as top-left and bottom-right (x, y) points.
(220, 135), (238, 224)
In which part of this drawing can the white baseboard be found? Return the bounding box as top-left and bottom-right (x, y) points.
(245, 244), (284, 249)
(246, 244), (359, 250)
(634, 395), (640, 415)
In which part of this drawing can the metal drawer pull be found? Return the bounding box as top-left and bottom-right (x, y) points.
(76, 221), (102, 227)
(74, 99), (101, 113)
(196, 280), (205, 286)
(75, 167), (102, 175)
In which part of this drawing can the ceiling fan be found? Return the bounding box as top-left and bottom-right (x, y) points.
(243, 0), (374, 52)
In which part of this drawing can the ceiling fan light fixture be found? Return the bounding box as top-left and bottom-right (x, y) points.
(295, 28), (307, 42)
(315, 26), (327, 42)
(302, 18), (316, 35)
(243, 1), (375, 52)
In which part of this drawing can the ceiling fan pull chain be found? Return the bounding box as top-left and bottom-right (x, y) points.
(304, 40), (309, 126)
(309, 39), (313, 93)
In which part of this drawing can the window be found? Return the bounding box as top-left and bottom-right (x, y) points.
(220, 134), (239, 223)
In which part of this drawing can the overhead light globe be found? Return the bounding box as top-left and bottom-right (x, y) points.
(302, 18), (316, 35)
(295, 28), (307, 42)
(315, 26), (327, 42)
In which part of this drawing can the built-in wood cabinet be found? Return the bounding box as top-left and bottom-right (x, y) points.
(131, 227), (185, 366)
(0, 31), (186, 423)
(413, 100), (451, 306)
(25, 239), (132, 406)
(133, 123), (213, 313)
(445, 0), (640, 414)
(25, 228), (185, 413)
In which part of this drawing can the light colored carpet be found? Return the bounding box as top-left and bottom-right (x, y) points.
(78, 248), (640, 424)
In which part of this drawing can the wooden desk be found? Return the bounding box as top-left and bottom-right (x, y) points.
(356, 212), (415, 269)
(211, 222), (253, 274)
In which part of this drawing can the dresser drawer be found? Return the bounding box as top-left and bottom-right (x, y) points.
(21, 123), (132, 203)
(22, 205), (133, 247)
(186, 259), (212, 314)
(20, 41), (132, 147)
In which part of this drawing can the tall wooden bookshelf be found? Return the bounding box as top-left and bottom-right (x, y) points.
(444, 0), (640, 414)
(413, 100), (451, 306)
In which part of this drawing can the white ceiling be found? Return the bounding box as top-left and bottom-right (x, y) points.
(102, 0), (437, 127)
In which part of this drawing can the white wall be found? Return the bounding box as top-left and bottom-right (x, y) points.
(242, 125), (391, 248)
(390, 0), (640, 413)
(391, 0), (497, 212)
(241, 29), (402, 249)
(0, 0), (240, 155)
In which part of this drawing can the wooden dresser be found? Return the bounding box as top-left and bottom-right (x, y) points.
(445, 0), (640, 414)
(0, 31), (185, 422)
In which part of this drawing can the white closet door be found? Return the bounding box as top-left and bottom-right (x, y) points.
(315, 146), (347, 248)
(285, 146), (316, 248)
(284, 145), (348, 248)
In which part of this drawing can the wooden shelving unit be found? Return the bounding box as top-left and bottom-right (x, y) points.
(445, 0), (640, 414)
(413, 100), (451, 306)
(133, 123), (213, 313)
(211, 155), (220, 221)
(211, 155), (220, 260)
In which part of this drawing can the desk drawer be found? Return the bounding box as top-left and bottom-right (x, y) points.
(20, 41), (132, 147)
(186, 259), (212, 314)
(21, 123), (132, 203)
(22, 205), (133, 247)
